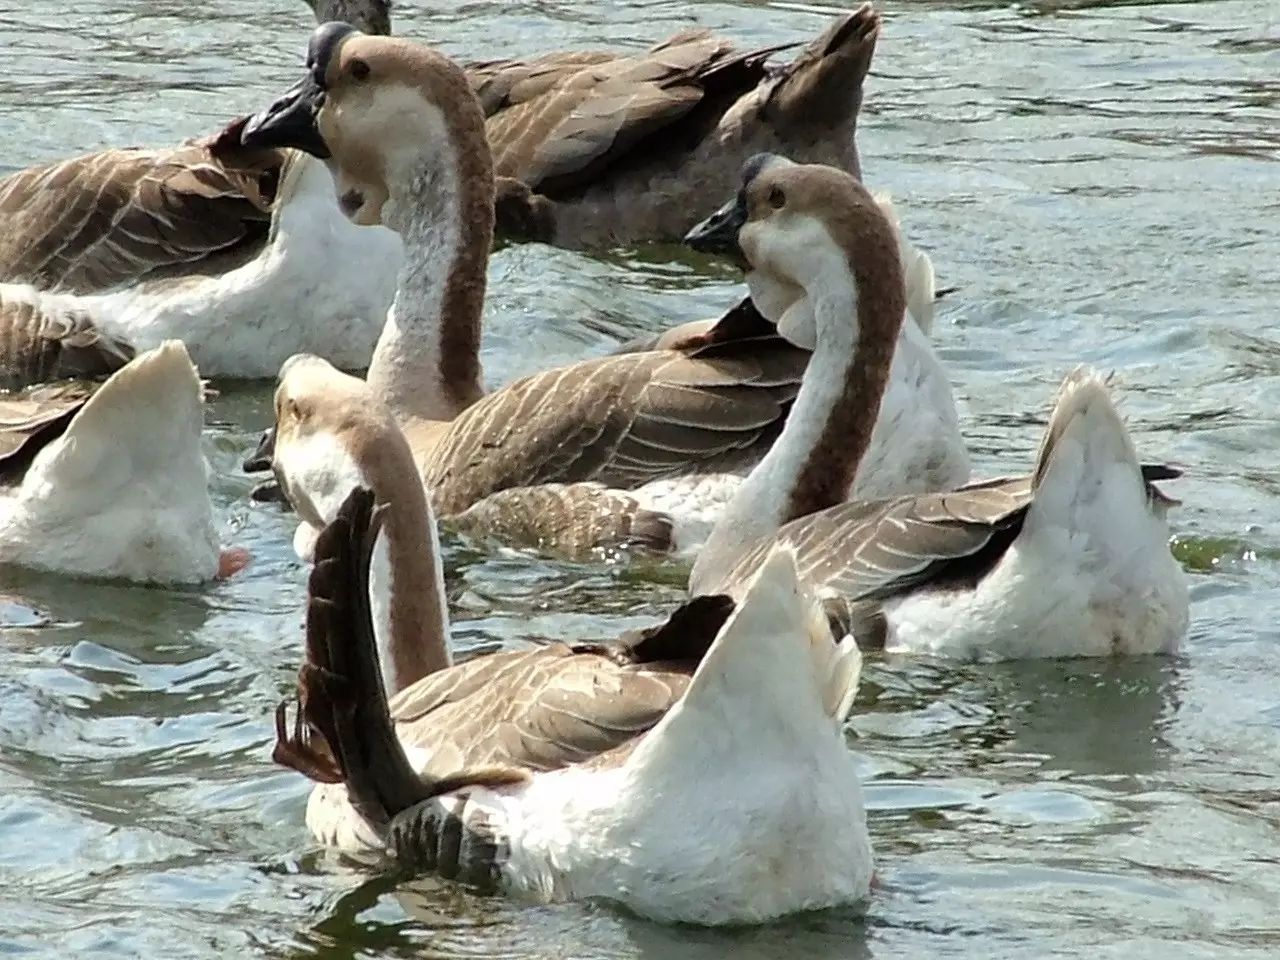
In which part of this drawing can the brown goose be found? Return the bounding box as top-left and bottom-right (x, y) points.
(268, 361), (870, 923)
(314, 0), (882, 247)
(240, 23), (963, 558)
(0, 3), (401, 388)
(680, 157), (1188, 659)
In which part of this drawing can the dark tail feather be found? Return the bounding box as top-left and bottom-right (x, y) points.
(764, 4), (880, 138)
(275, 487), (432, 826)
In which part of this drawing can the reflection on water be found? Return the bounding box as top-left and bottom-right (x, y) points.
(1, 0), (1279, 957)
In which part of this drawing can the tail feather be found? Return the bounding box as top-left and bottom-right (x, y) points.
(277, 488), (432, 826)
(632, 545), (862, 775)
(275, 488), (525, 831)
(764, 4), (879, 132)
(1032, 367), (1141, 493)
(21, 339), (209, 519)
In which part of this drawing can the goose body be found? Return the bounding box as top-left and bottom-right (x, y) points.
(0, 138), (401, 386)
(716, 371), (1188, 659)
(683, 157), (1188, 659)
(0, 341), (231, 583)
(242, 21), (965, 558)
(269, 360), (870, 924)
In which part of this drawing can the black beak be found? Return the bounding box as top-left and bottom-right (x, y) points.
(240, 73), (331, 158)
(243, 427), (276, 473)
(685, 194), (748, 268)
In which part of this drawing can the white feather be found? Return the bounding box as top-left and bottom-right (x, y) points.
(0, 340), (219, 583)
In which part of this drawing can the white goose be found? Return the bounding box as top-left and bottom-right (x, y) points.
(682, 157), (1188, 659)
(0, 341), (244, 583)
(268, 362), (870, 924)
(240, 24), (966, 560)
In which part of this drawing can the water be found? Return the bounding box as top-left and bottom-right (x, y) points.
(1, 0), (1278, 956)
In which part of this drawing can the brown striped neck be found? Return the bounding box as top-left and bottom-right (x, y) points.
(359, 437), (453, 697)
(690, 210), (904, 594)
(784, 233), (903, 520)
(276, 356), (454, 696)
(367, 88), (492, 426)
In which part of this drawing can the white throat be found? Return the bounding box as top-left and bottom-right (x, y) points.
(690, 269), (861, 595)
(367, 131), (472, 425)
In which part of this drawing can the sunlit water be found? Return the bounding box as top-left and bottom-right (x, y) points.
(1, 0), (1278, 956)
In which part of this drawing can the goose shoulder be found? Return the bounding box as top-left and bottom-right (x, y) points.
(0, 125), (283, 295)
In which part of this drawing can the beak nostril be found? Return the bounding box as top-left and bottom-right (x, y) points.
(339, 188), (365, 218)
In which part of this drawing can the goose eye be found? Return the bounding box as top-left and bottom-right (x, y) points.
(767, 187), (786, 210)
(349, 58), (371, 82)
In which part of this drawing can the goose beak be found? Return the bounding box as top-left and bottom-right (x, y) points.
(243, 427), (276, 473)
(685, 195), (748, 268)
(240, 74), (331, 158)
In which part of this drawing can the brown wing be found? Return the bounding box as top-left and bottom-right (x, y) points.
(468, 50), (618, 114)
(479, 31), (789, 199)
(0, 121), (285, 294)
(720, 477), (1036, 605)
(388, 645), (691, 778)
(0, 381), (93, 486)
(424, 330), (805, 515)
(0, 291), (133, 391)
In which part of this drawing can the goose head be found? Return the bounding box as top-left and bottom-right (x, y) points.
(270, 353), (393, 535)
(241, 25), (488, 233)
(687, 153), (905, 351)
(304, 0), (392, 36)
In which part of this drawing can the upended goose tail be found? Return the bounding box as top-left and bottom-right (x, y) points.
(616, 543), (871, 923)
(764, 4), (879, 136)
(1031, 366), (1146, 505)
(628, 543), (862, 783)
(6, 339), (219, 583)
(1018, 366), (1188, 653)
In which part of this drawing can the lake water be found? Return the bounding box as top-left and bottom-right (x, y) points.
(1, 0), (1278, 956)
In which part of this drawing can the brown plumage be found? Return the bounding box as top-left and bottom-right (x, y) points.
(476, 7), (881, 247)
(240, 28), (813, 557)
(0, 383), (93, 486)
(422, 315), (804, 517)
(273, 482), (728, 856)
(0, 123), (282, 296)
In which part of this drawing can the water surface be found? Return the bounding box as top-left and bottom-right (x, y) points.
(1, 0), (1278, 957)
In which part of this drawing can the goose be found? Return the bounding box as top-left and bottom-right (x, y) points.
(0, 341), (247, 583)
(680, 156), (1188, 659)
(308, 0), (886, 248)
(239, 24), (966, 559)
(0, 8), (402, 388)
(268, 364), (870, 924)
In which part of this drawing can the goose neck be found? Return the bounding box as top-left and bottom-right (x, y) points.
(360, 443), (453, 697)
(368, 128), (492, 425)
(690, 258), (901, 594)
